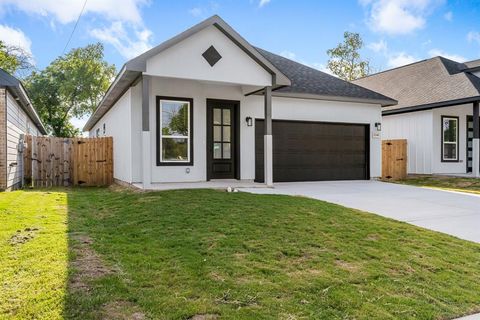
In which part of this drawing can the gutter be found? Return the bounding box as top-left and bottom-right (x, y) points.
(383, 96), (480, 116)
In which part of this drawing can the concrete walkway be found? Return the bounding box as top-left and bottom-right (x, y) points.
(241, 180), (480, 243)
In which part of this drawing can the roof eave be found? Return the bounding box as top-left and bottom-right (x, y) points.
(383, 96), (480, 116)
(268, 91), (397, 107)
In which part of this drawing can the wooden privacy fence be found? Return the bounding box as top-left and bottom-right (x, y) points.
(382, 139), (407, 180)
(23, 135), (113, 187)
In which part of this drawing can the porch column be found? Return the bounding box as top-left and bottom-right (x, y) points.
(141, 75), (152, 188)
(264, 86), (273, 187)
(473, 101), (479, 178)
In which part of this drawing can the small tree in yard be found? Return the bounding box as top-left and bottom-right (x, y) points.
(26, 43), (116, 137)
(327, 32), (371, 81)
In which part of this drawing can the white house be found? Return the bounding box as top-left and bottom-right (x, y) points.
(0, 68), (47, 190)
(83, 15), (395, 188)
(354, 56), (480, 177)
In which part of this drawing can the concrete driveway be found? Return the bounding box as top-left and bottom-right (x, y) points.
(242, 180), (480, 243)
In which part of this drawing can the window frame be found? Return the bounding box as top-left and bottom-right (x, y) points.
(441, 115), (459, 162)
(156, 96), (194, 166)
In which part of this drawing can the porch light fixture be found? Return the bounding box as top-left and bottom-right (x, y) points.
(245, 116), (253, 127)
(375, 122), (382, 131)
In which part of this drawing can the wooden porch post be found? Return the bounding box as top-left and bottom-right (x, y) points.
(473, 101), (479, 178)
(264, 86), (273, 187)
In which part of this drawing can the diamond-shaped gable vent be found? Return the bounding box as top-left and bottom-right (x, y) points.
(202, 45), (222, 67)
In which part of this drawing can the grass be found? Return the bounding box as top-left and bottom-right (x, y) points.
(396, 175), (480, 195)
(1, 186), (480, 319)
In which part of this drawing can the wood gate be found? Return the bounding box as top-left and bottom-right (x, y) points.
(382, 139), (407, 180)
(23, 135), (113, 187)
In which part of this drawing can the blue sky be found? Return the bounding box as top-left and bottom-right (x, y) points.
(1, 0), (480, 128)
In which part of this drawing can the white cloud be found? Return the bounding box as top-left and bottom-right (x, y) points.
(90, 21), (152, 59)
(188, 2), (219, 18)
(444, 11), (453, 21)
(360, 0), (443, 35)
(0, 0), (153, 59)
(279, 50), (334, 75)
(428, 49), (466, 62)
(388, 52), (417, 68)
(467, 31), (480, 45)
(0, 0), (148, 25)
(0, 24), (32, 56)
(259, 0), (271, 7)
(189, 8), (203, 17)
(279, 51), (296, 60)
(367, 39), (388, 53)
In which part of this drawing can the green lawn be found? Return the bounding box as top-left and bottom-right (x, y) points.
(1, 187), (480, 319)
(396, 175), (480, 195)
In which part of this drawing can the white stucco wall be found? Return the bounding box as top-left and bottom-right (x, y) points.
(90, 89), (133, 183)
(142, 77), (382, 183)
(5, 91), (41, 188)
(383, 103), (474, 175)
(145, 25), (272, 87)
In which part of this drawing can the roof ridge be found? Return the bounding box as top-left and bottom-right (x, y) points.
(354, 57), (439, 81)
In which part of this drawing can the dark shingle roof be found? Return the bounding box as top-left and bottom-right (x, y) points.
(353, 57), (480, 112)
(0, 68), (21, 87)
(255, 47), (396, 105)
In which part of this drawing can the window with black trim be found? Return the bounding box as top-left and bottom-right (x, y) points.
(156, 97), (193, 165)
(442, 116), (459, 162)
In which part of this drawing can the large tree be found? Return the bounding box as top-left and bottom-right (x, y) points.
(327, 32), (371, 81)
(26, 43), (116, 137)
(0, 40), (34, 77)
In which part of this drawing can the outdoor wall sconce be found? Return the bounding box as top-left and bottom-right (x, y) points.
(375, 122), (382, 131)
(246, 116), (253, 127)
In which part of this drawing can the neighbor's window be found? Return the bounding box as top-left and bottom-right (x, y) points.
(442, 116), (458, 161)
(158, 97), (193, 165)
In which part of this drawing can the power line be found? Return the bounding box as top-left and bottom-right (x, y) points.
(62, 0), (88, 55)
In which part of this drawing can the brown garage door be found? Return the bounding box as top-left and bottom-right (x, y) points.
(255, 120), (369, 182)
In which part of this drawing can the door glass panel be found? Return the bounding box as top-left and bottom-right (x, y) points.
(213, 143), (222, 159)
(223, 126), (231, 142)
(468, 131), (474, 138)
(468, 121), (473, 129)
(223, 109), (231, 125)
(223, 143), (231, 159)
(213, 108), (221, 125)
(214, 126), (221, 141)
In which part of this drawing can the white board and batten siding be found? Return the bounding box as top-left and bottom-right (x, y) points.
(5, 91), (40, 188)
(382, 103), (473, 175)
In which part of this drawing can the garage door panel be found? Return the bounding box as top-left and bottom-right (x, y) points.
(255, 120), (369, 182)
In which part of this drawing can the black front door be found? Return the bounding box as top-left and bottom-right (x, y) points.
(207, 99), (239, 180)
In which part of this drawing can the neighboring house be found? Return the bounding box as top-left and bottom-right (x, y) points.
(354, 57), (480, 176)
(0, 69), (47, 190)
(83, 15), (396, 188)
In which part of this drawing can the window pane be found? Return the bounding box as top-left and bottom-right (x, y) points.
(468, 131), (474, 138)
(162, 138), (188, 161)
(213, 143), (222, 159)
(223, 143), (231, 159)
(443, 118), (457, 142)
(214, 126), (221, 141)
(468, 121), (473, 129)
(223, 126), (230, 142)
(162, 101), (188, 136)
(223, 109), (231, 125)
(213, 108), (221, 125)
(443, 143), (457, 160)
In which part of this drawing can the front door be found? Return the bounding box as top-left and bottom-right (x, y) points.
(207, 99), (239, 180)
